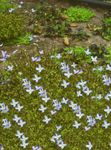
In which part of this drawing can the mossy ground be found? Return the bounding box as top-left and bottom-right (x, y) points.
(0, 0), (111, 150)
(0, 46), (111, 149)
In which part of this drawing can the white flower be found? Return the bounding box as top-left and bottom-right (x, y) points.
(61, 80), (70, 88)
(104, 106), (111, 115)
(38, 105), (47, 113)
(91, 56), (98, 63)
(102, 120), (110, 129)
(43, 116), (51, 124)
(72, 121), (81, 129)
(86, 141), (93, 150)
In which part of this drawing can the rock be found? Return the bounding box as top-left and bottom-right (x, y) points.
(70, 23), (78, 27)
(63, 37), (69, 46)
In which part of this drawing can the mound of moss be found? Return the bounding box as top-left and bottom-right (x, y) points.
(64, 6), (95, 22)
(0, 13), (26, 42)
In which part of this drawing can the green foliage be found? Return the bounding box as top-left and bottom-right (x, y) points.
(104, 46), (111, 63)
(102, 17), (111, 40)
(0, 0), (17, 12)
(6, 33), (32, 45)
(104, 17), (111, 26)
(34, 3), (70, 37)
(64, 46), (85, 55)
(64, 7), (95, 22)
(0, 13), (26, 41)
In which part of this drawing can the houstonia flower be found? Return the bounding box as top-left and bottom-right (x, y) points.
(0, 144), (4, 150)
(32, 74), (41, 83)
(104, 106), (111, 115)
(9, 8), (15, 13)
(36, 64), (45, 73)
(56, 125), (62, 132)
(41, 95), (50, 103)
(105, 91), (111, 101)
(83, 86), (92, 96)
(39, 50), (44, 55)
(10, 99), (19, 108)
(0, 51), (9, 62)
(84, 126), (91, 131)
(6, 65), (14, 71)
(72, 121), (81, 129)
(57, 139), (67, 149)
(91, 56), (98, 63)
(86, 141), (93, 150)
(42, 115), (51, 124)
(95, 114), (103, 120)
(85, 48), (91, 55)
(32, 145), (42, 150)
(64, 71), (72, 78)
(15, 130), (23, 139)
(0, 103), (9, 113)
(71, 62), (77, 68)
(102, 75), (111, 86)
(56, 53), (62, 59)
(22, 78), (34, 94)
(76, 111), (84, 119)
(60, 62), (70, 73)
(20, 135), (28, 143)
(106, 64), (111, 71)
(16, 130), (28, 148)
(102, 120), (110, 129)
(87, 116), (96, 127)
(18, 119), (26, 127)
(15, 103), (23, 112)
(31, 56), (41, 62)
(13, 114), (26, 127)
(13, 114), (21, 123)
(61, 80), (70, 88)
(51, 133), (61, 142)
(38, 104), (47, 113)
(61, 97), (69, 104)
(52, 100), (62, 111)
(2, 118), (11, 129)
(20, 141), (28, 149)
(50, 110), (57, 115)
(77, 91), (83, 97)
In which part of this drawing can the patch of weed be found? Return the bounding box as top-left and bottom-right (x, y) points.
(64, 6), (95, 22)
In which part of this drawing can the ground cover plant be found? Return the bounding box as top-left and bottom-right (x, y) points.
(63, 7), (95, 22)
(34, 3), (71, 37)
(0, 13), (26, 42)
(0, 44), (111, 150)
(0, 0), (17, 12)
(102, 17), (111, 40)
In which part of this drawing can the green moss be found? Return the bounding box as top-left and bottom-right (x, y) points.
(0, 13), (26, 42)
(64, 7), (95, 22)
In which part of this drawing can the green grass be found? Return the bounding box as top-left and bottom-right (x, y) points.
(5, 33), (33, 45)
(0, 0), (17, 12)
(0, 46), (111, 149)
(64, 6), (95, 22)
